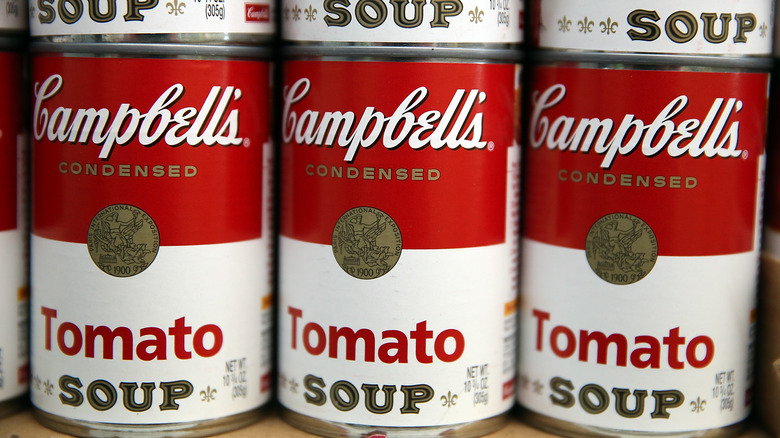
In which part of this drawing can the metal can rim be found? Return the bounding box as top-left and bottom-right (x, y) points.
(29, 42), (271, 59)
(30, 33), (276, 46)
(0, 36), (26, 51)
(530, 49), (773, 70)
(283, 43), (523, 62)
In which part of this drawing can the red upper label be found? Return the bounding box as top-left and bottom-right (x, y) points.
(524, 66), (768, 256)
(0, 51), (22, 232)
(281, 60), (519, 249)
(32, 55), (271, 246)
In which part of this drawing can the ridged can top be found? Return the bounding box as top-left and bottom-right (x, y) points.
(281, 0), (524, 44)
(532, 0), (774, 56)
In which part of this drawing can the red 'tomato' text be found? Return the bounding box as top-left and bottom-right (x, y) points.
(532, 309), (715, 369)
(40, 306), (224, 361)
(288, 306), (465, 364)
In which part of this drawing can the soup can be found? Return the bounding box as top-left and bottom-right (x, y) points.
(29, 43), (274, 436)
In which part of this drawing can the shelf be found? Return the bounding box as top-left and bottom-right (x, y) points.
(0, 404), (772, 437)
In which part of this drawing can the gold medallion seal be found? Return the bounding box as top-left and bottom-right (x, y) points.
(332, 206), (402, 280)
(585, 213), (657, 285)
(87, 204), (160, 277)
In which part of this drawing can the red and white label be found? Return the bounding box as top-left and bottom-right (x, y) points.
(279, 60), (520, 426)
(519, 65), (766, 432)
(531, 0), (773, 55)
(30, 55), (273, 424)
(0, 50), (28, 404)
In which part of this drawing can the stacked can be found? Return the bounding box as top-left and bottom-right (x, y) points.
(277, 0), (522, 436)
(0, 0), (28, 420)
(28, 2), (275, 437)
(758, 2), (780, 434)
(518, 1), (773, 436)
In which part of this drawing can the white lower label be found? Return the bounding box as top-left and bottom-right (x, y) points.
(278, 240), (516, 426)
(30, 0), (273, 37)
(518, 239), (757, 431)
(536, 0), (773, 55)
(278, 145), (520, 427)
(0, 229), (28, 403)
(0, 0), (25, 31)
(31, 236), (272, 423)
(281, 0), (523, 43)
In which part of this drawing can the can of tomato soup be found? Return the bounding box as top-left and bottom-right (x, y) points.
(278, 45), (521, 438)
(29, 43), (274, 437)
(518, 0), (772, 436)
(0, 36), (29, 419)
(279, 1), (523, 436)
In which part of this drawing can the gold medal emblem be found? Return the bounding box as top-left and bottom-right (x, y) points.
(585, 213), (657, 285)
(332, 207), (402, 280)
(87, 204), (160, 277)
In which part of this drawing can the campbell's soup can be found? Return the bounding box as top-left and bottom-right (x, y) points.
(29, 44), (274, 436)
(519, 56), (768, 436)
(29, 0), (274, 44)
(0, 37), (29, 419)
(519, 0), (773, 436)
(277, 47), (521, 436)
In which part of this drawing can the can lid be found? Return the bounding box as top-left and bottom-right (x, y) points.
(0, 0), (27, 32)
(282, 0), (524, 44)
(532, 0), (774, 56)
(30, 0), (275, 38)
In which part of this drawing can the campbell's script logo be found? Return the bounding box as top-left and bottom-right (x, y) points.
(245, 2), (270, 22)
(33, 74), (244, 160)
(282, 77), (488, 162)
(530, 84), (745, 169)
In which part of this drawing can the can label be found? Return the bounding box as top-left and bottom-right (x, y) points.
(0, 50), (28, 404)
(282, 0), (523, 43)
(30, 0), (274, 36)
(518, 65), (766, 431)
(532, 0), (773, 55)
(30, 55), (273, 424)
(278, 60), (520, 426)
